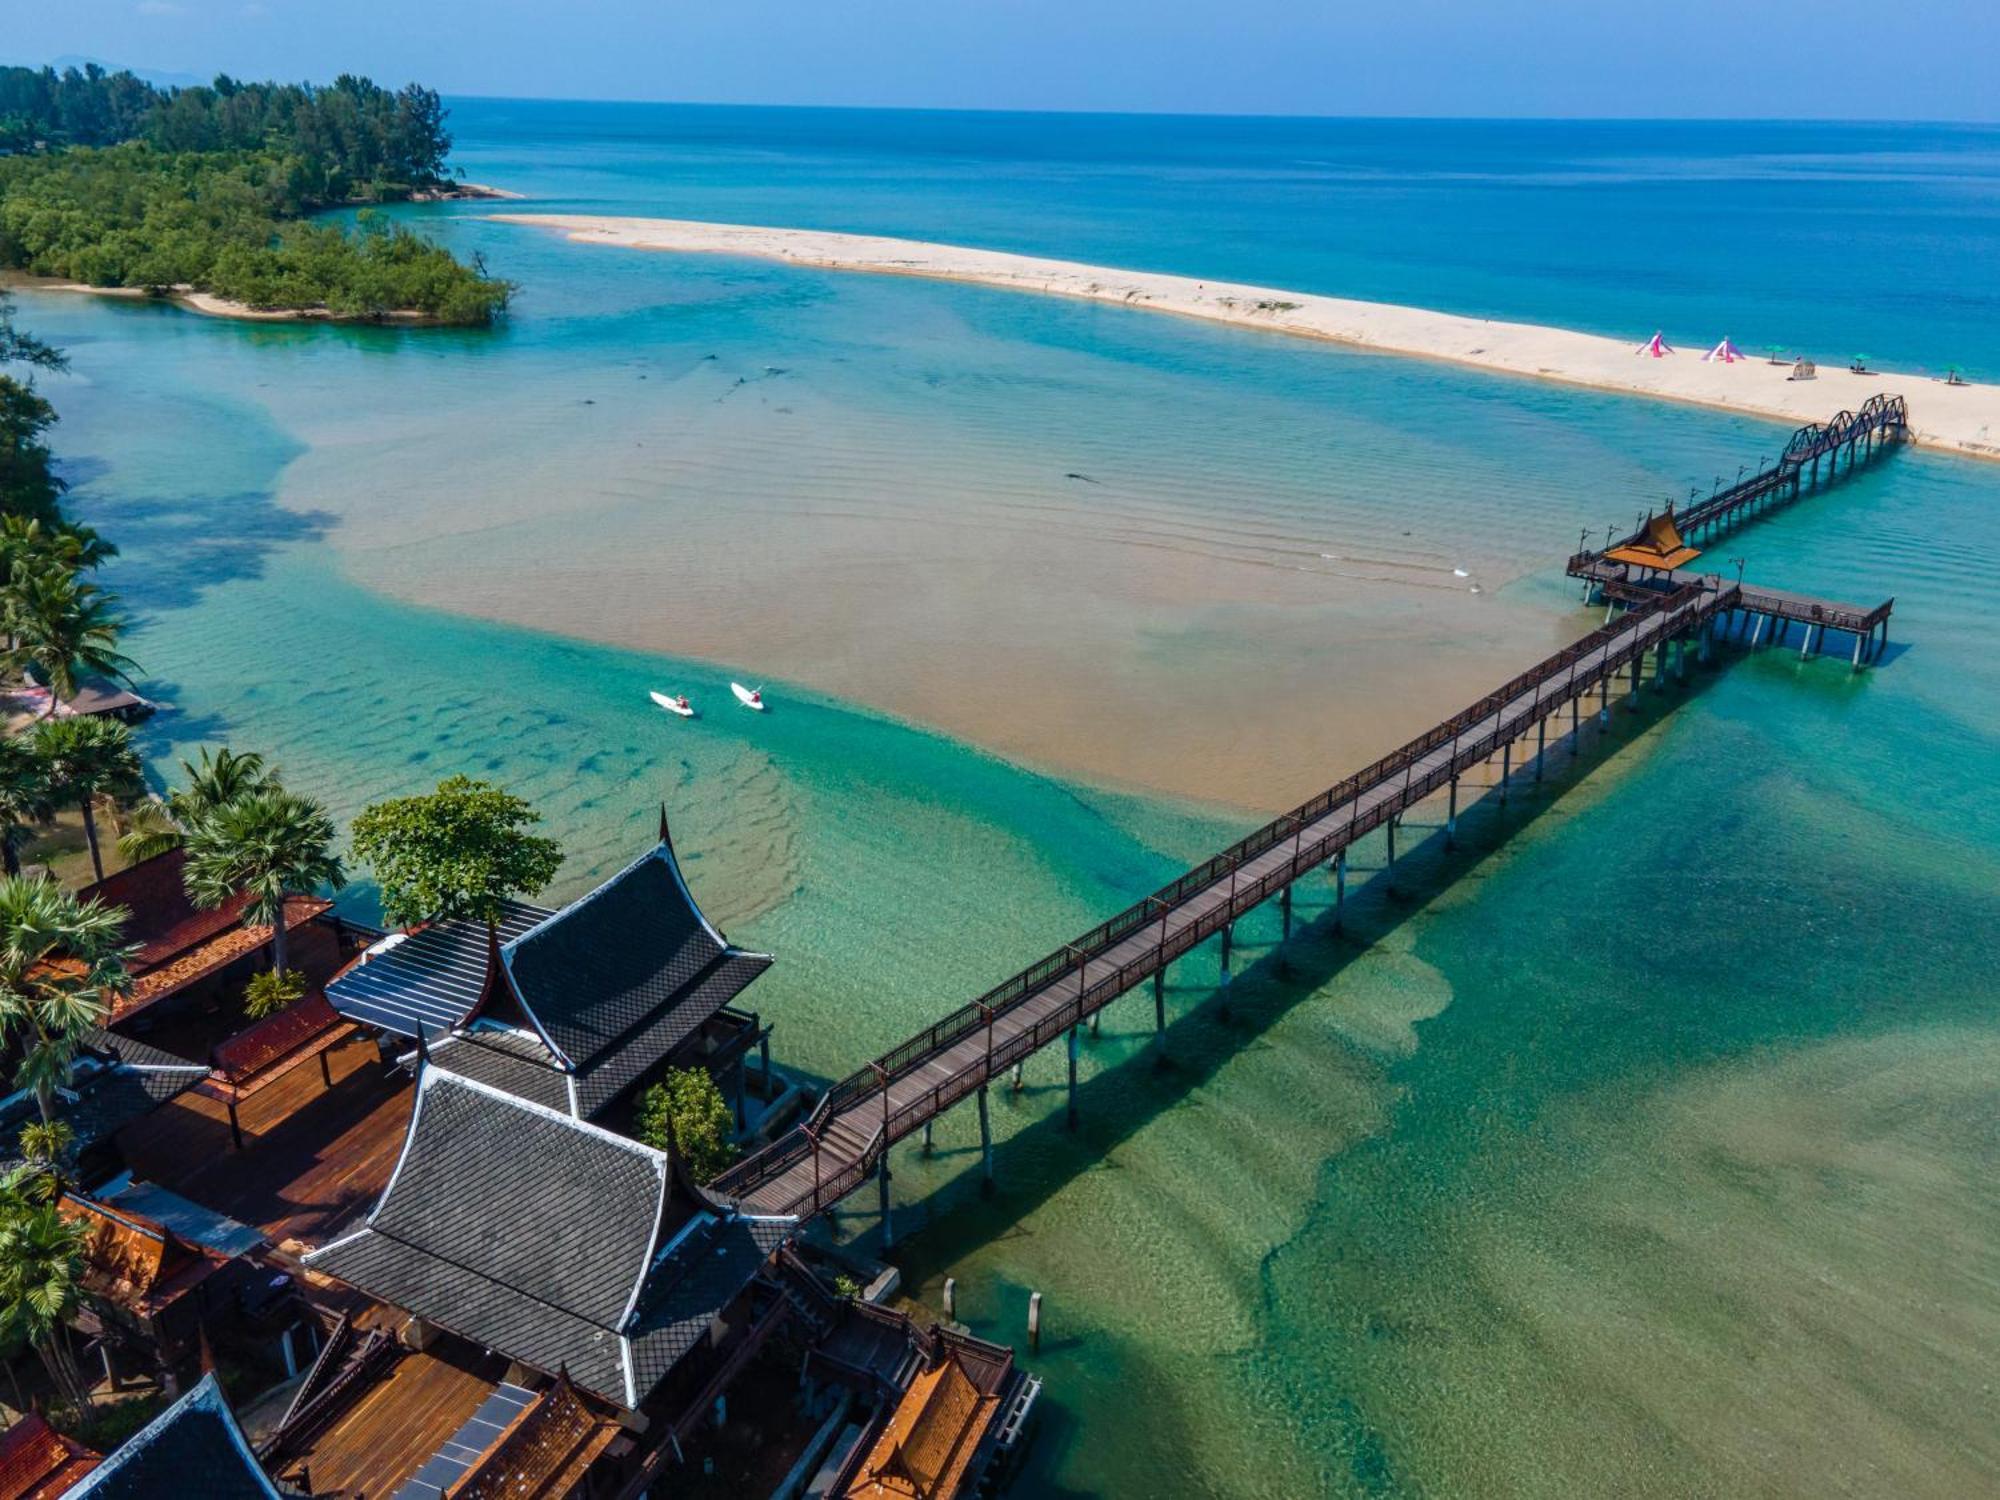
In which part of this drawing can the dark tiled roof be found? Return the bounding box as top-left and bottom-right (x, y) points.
(628, 1212), (793, 1394)
(71, 1373), (284, 1498)
(500, 848), (747, 1072)
(572, 951), (771, 1118)
(325, 900), (551, 1039)
(0, 1031), (205, 1176)
(82, 849), (248, 975)
(426, 1028), (573, 1114)
(356, 1069), (659, 1329)
(306, 1070), (794, 1409)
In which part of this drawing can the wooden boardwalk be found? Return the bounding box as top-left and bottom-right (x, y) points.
(719, 582), (1732, 1220)
(717, 394), (1911, 1227)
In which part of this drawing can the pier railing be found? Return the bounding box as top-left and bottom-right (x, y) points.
(722, 580), (1733, 1215)
(1566, 394), (1907, 577)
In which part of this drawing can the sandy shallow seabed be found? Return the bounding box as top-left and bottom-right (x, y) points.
(492, 215), (2000, 462)
(308, 356), (1577, 814)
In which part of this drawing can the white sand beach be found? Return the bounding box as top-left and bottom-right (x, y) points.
(493, 214), (2000, 462)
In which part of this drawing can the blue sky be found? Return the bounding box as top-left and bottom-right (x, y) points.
(8, 0), (1997, 120)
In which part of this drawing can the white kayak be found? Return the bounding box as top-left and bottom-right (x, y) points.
(731, 682), (766, 711)
(650, 691), (695, 718)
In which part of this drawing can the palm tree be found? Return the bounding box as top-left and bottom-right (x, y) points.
(32, 718), (142, 885)
(183, 789), (345, 976)
(0, 517), (116, 588)
(0, 1170), (94, 1412)
(1, 564), (137, 718)
(0, 736), (54, 878)
(116, 746), (275, 863)
(0, 875), (131, 1128)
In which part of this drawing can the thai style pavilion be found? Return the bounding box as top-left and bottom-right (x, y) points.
(1602, 508), (1701, 574)
(327, 817), (771, 1121)
(305, 1067), (798, 1417)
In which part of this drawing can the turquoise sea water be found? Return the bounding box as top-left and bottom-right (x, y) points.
(17, 108), (2000, 1495)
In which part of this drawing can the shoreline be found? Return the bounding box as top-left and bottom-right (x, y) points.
(492, 213), (2000, 463)
(3, 273), (445, 326)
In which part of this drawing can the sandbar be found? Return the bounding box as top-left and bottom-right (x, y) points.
(493, 214), (2000, 462)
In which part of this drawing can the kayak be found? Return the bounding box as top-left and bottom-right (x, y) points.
(650, 691), (695, 718)
(730, 682), (765, 711)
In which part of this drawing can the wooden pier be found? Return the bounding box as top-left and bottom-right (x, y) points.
(1568, 393), (1904, 664)
(716, 396), (1911, 1229)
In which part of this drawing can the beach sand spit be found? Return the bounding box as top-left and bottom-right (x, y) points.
(494, 214), (2000, 462)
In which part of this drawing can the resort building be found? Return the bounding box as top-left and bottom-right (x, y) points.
(327, 819), (773, 1126)
(65, 1373), (287, 1497)
(304, 1067), (797, 1414)
(0, 1414), (100, 1497)
(82, 848), (334, 1031)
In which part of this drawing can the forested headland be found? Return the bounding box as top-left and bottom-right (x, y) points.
(0, 65), (509, 325)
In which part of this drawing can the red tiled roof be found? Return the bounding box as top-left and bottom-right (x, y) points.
(83, 849), (250, 975)
(210, 993), (343, 1084)
(0, 1413), (100, 1499)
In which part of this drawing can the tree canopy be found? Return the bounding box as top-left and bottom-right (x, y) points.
(351, 775), (563, 930)
(634, 1067), (739, 1183)
(0, 66), (509, 325)
(0, 64), (454, 192)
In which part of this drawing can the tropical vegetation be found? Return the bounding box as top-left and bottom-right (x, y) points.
(351, 774), (563, 930)
(183, 788), (346, 976)
(0, 874), (131, 1126)
(30, 718), (142, 884)
(0, 65), (509, 325)
(0, 1164), (94, 1411)
(635, 1066), (740, 1182)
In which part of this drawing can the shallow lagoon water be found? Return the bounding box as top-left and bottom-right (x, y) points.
(16, 108), (2000, 1496)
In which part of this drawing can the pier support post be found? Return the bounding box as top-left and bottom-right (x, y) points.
(1750, 613), (1767, 649)
(1571, 693), (1580, 744)
(1011, 1059), (1024, 1094)
(877, 1153), (893, 1251)
(1599, 673), (1610, 726)
(1386, 817), (1398, 893)
(1218, 923), (1233, 1019)
(1629, 652), (1642, 702)
(1333, 850), (1347, 933)
(1800, 624), (1815, 660)
(921, 1119), (933, 1156)
(1446, 776), (1458, 849)
(1500, 740), (1511, 803)
(1066, 1024), (1079, 1131)
(978, 1084), (994, 1192)
(1851, 631), (1863, 671)
(1535, 716), (1546, 781)
(1153, 968), (1167, 1066)
(1653, 640), (1667, 690)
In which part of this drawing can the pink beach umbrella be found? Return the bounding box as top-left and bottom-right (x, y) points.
(1703, 336), (1744, 364)
(1635, 330), (1674, 358)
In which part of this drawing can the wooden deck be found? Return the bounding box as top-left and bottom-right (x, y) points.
(119, 1049), (412, 1254)
(278, 1343), (509, 1499)
(720, 580), (1733, 1219)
